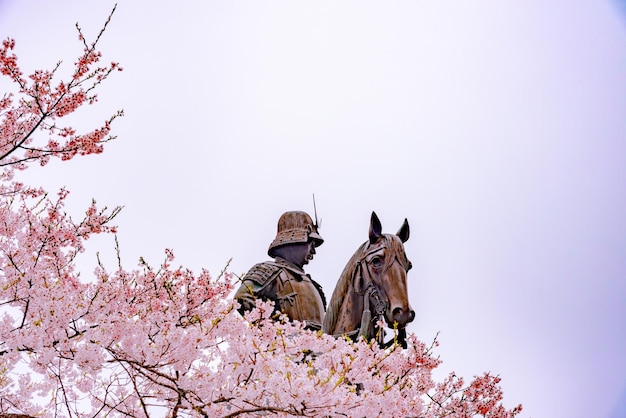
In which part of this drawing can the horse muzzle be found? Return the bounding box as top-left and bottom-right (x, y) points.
(391, 306), (415, 328)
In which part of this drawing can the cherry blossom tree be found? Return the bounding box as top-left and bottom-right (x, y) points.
(0, 7), (522, 418)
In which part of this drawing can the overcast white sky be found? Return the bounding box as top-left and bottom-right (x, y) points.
(1, 1), (626, 417)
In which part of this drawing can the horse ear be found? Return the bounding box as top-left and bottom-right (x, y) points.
(396, 218), (410, 243)
(369, 211), (382, 244)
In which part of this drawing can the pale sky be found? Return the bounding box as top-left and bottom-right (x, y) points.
(1, 2), (626, 417)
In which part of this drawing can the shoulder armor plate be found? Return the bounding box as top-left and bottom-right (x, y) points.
(242, 261), (282, 287)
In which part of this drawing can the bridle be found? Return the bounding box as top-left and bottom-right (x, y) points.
(340, 240), (410, 348)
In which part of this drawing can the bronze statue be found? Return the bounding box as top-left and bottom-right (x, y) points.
(323, 212), (414, 347)
(234, 211), (326, 331)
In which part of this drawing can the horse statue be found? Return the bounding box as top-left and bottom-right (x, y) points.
(323, 212), (415, 348)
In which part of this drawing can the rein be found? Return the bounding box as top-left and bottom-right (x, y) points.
(356, 280), (387, 345)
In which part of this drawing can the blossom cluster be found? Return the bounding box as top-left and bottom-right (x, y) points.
(0, 6), (122, 171)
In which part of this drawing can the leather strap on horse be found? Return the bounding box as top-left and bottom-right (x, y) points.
(357, 248), (408, 348)
(355, 256), (388, 344)
(359, 286), (373, 340)
(358, 283), (387, 344)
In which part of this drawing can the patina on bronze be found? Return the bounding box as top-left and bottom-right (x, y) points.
(234, 211), (326, 331)
(323, 212), (414, 348)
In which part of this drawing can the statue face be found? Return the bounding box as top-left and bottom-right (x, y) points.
(273, 240), (317, 268)
(303, 240), (316, 265)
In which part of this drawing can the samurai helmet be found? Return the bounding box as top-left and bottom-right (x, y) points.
(268, 211), (324, 257)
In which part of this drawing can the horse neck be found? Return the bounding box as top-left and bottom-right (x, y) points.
(324, 243), (368, 336)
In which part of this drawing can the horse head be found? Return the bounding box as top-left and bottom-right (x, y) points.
(324, 211), (415, 346)
(362, 211), (415, 329)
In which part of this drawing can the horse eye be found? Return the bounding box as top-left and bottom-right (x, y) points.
(407, 261), (413, 271)
(371, 256), (383, 268)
